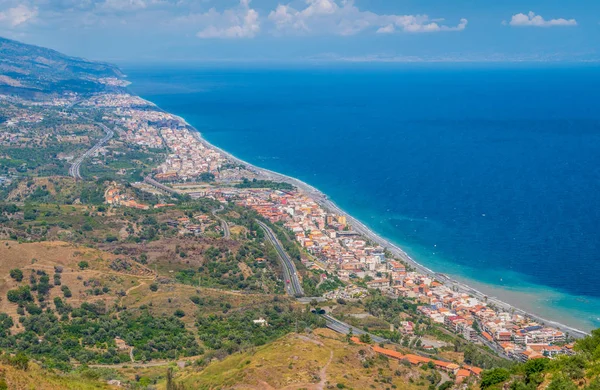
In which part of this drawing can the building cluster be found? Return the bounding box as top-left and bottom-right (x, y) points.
(156, 127), (226, 181)
(97, 78), (131, 87)
(353, 337), (482, 384)
(96, 94), (256, 182)
(3, 112), (43, 125)
(230, 186), (572, 362)
(83, 93), (150, 108)
(417, 296), (571, 361)
(164, 214), (217, 236)
(105, 185), (150, 210)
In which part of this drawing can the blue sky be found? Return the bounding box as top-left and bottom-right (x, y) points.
(0, 0), (598, 63)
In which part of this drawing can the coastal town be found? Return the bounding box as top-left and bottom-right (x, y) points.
(84, 91), (577, 365)
(2, 28), (599, 390)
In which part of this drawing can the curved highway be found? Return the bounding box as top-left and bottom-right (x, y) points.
(212, 205), (231, 238)
(322, 314), (388, 343)
(257, 220), (304, 297)
(69, 123), (114, 180)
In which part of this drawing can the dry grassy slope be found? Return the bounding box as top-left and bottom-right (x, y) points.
(0, 239), (291, 331)
(0, 240), (153, 327)
(169, 329), (430, 390)
(6, 176), (77, 202)
(0, 362), (113, 390)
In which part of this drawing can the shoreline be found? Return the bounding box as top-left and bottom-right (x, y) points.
(139, 96), (590, 339)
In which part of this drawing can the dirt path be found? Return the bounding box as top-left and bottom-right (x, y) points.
(316, 349), (334, 390)
(125, 280), (147, 296)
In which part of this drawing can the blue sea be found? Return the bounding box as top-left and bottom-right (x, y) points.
(124, 64), (600, 332)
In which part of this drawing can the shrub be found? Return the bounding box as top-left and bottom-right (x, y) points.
(61, 285), (72, 298)
(9, 268), (23, 282)
(78, 261), (89, 270)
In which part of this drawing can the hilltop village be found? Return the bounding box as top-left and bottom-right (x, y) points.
(86, 92), (574, 364)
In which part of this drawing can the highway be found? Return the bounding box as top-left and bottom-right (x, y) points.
(69, 123), (114, 180)
(212, 205), (231, 238)
(143, 175), (178, 195)
(257, 220), (304, 297)
(322, 314), (388, 343)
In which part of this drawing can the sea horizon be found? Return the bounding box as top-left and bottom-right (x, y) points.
(125, 64), (600, 332)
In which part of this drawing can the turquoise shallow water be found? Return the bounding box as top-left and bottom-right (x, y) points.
(125, 64), (600, 331)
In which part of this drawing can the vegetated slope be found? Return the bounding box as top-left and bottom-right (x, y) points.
(0, 361), (112, 389)
(0, 36), (123, 96)
(170, 328), (431, 390)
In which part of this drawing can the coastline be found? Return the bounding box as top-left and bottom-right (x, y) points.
(140, 97), (590, 339)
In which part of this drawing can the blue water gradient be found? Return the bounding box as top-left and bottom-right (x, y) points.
(125, 64), (600, 331)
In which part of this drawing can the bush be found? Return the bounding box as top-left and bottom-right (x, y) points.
(149, 283), (158, 292)
(78, 261), (89, 270)
(9, 268), (23, 282)
(25, 304), (42, 315)
(174, 309), (185, 318)
(61, 285), (72, 298)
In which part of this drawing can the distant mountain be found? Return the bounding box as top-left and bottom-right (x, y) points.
(0, 36), (125, 97)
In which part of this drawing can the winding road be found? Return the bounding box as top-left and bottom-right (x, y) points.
(69, 123), (114, 180)
(212, 205), (231, 238)
(257, 220), (304, 297)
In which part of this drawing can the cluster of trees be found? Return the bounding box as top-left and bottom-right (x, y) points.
(235, 178), (294, 191)
(302, 270), (344, 297)
(0, 302), (201, 370)
(176, 243), (280, 292)
(197, 302), (324, 357)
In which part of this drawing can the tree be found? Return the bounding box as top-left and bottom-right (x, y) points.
(8, 353), (29, 371)
(547, 375), (577, 390)
(9, 268), (23, 282)
(359, 333), (372, 344)
(78, 261), (89, 270)
(346, 328), (354, 343)
(7, 285), (33, 304)
(174, 309), (185, 318)
(149, 283), (159, 292)
(480, 368), (510, 389)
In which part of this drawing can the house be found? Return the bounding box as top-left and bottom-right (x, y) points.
(366, 278), (390, 289)
(253, 317), (268, 327)
(114, 337), (129, 351)
(455, 369), (471, 383)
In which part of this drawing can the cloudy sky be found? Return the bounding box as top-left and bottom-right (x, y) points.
(0, 0), (598, 63)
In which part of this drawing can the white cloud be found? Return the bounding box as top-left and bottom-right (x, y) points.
(507, 11), (577, 27)
(376, 24), (395, 34)
(268, 0), (467, 36)
(99, 0), (149, 11)
(0, 4), (38, 27)
(194, 0), (260, 39)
